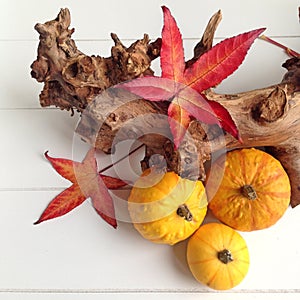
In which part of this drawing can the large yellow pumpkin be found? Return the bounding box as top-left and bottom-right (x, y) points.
(187, 223), (250, 290)
(208, 148), (291, 231)
(128, 169), (207, 245)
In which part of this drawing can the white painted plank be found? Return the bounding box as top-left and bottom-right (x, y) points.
(0, 41), (45, 109)
(1, 0), (300, 297)
(0, 0), (299, 40)
(0, 191), (299, 291)
(1, 293), (300, 300)
(0, 109), (80, 189)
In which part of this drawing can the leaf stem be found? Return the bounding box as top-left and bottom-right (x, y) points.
(259, 35), (300, 58)
(98, 143), (145, 174)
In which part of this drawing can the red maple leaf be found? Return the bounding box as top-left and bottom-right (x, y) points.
(34, 148), (127, 228)
(119, 6), (264, 147)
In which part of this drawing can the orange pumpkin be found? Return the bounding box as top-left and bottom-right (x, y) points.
(208, 148), (290, 231)
(187, 223), (250, 290)
(128, 169), (207, 245)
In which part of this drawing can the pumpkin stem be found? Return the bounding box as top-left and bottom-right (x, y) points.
(218, 249), (234, 264)
(177, 204), (193, 221)
(241, 184), (257, 200)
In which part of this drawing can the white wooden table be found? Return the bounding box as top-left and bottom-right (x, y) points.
(1, 0), (300, 299)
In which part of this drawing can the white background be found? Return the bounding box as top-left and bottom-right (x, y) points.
(0, 0), (300, 299)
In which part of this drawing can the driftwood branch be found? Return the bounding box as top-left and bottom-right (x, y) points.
(75, 80), (300, 207)
(30, 8), (161, 114)
(31, 8), (300, 207)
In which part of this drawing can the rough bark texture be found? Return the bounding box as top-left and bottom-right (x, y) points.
(30, 8), (161, 114)
(75, 81), (300, 207)
(185, 9), (222, 68)
(31, 8), (300, 207)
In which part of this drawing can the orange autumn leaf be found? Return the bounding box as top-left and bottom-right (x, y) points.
(34, 149), (127, 228)
(34, 185), (86, 225)
(167, 102), (191, 148)
(101, 174), (129, 190)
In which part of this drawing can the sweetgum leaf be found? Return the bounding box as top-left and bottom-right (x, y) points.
(173, 89), (241, 142)
(118, 76), (176, 101)
(161, 6), (185, 82)
(120, 78), (222, 146)
(119, 77), (240, 145)
(34, 149), (118, 228)
(184, 28), (265, 92)
(34, 185), (86, 225)
(175, 87), (219, 124)
(208, 100), (242, 142)
(168, 102), (191, 148)
(101, 175), (128, 189)
(119, 8), (263, 147)
(42, 151), (78, 183)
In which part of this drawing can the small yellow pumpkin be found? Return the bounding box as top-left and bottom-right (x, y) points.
(128, 169), (207, 245)
(187, 223), (250, 290)
(207, 148), (291, 231)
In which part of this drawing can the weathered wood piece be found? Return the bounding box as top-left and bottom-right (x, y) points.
(31, 8), (300, 207)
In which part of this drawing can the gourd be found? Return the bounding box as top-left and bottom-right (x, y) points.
(208, 148), (291, 231)
(128, 169), (207, 245)
(187, 223), (250, 290)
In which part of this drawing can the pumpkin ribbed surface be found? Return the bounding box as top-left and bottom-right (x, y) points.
(208, 148), (290, 231)
(128, 169), (207, 245)
(187, 223), (250, 290)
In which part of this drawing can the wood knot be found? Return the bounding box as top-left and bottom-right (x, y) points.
(253, 87), (287, 123)
(282, 57), (300, 92)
